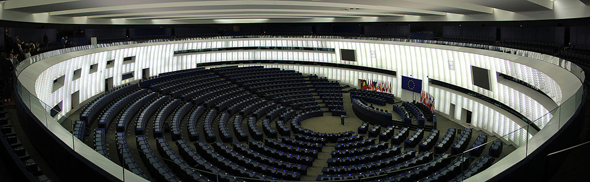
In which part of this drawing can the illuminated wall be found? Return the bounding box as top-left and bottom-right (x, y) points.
(33, 38), (562, 146)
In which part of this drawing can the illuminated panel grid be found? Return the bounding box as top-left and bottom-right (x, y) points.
(429, 86), (532, 146)
(33, 39), (559, 146)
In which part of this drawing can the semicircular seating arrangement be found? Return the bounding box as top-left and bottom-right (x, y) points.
(71, 66), (506, 181)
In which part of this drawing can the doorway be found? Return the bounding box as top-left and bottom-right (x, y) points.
(71, 91), (79, 110)
(105, 77), (113, 92)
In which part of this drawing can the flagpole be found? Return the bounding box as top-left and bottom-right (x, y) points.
(410, 75), (415, 102)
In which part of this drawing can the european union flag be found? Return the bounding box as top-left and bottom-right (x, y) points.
(401, 76), (422, 93)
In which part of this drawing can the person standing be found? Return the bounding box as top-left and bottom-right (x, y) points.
(60, 37), (66, 48)
(43, 33), (49, 48)
(1, 53), (14, 102)
(4, 30), (14, 54)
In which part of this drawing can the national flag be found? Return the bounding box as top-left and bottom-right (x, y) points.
(420, 91), (425, 103)
(401, 76), (422, 93)
(372, 80), (378, 91)
(430, 94), (435, 111)
(361, 80), (367, 90)
(377, 81), (381, 91)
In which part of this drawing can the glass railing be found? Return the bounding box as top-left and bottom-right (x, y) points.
(12, 36), (586, 181)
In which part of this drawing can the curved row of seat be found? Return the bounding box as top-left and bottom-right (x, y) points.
(370, 152), (451, 182)
(179, 79), (230, 101)
(404, 128), (424, 148)
(252, 103), (278, 119)
(116, 92), (158, 132)
(334, 138), (376, 150)
(171, 102), (193, 140)
(293, 133), (326, 144)
(135, 95), (169, 135)
(115, 132), (150, 180)
(449, 155), (494, 182)
(227, 97), (259, 115)
(489, 140), (503, 158)
(239, 74), (303, 87)
(326, 145), (400, 167)
(331, 141), (389, 158)
(352, 98), (392, 124)
(211, 142), (301, 180)
(203, 109), (218, 143)
(81, 84), (139, 125)
(176, 139), (239, 181)
(468, 134), (488, 157)
(379, 126), (395, 141)
(192, 84), (238, 106)
(349, 88), (395, 104)
(368, 124), (381, 138)
(136, 135), (180, 182)
(153, 99), (181, 137)
(187, 106), (205, 141)
(94, 128), (108, 158)
(166, 75), (220, 97)
(73, 120), (86, 141)
(265, 138), (319, 158)
(318, 149), (418, 178)
(337, 134), (364, 143)
(264, 89), (311, 101)
(232, 142), (308, 174)
(97, 89), (147, 129)
(280, 136), (324, 151)
(155, 137), (209, 181)
(434, 128), (457, 154)
(194, 141), (268, 180)
(262, 119), (278, 138)
(451, 128), (473, 155)
(248, 141), (315, 165)
(217, 112), (233, 142)
(392, 104), (411, 124)
(160, 74), (217, 95)
(239, 99), (267, 116)
(419, 129), (440, 152)
(421, 154), (472, 182)
(415, 101), (435, 121)
(351, 93), (387, 106)
(403, 102), (426, 127)
(247, 117), (264, 141)
(203, 88), (246, 108)
(215, 92), (252, 111)
(392, 127), (410, 145)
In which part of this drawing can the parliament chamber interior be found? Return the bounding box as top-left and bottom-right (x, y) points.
(0, 0), (589, 182)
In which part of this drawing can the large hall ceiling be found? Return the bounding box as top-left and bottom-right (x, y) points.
(0, 0), (589, 24)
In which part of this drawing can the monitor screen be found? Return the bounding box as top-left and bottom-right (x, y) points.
(340, 49), (356, 61)
(471, 66), (491, 90)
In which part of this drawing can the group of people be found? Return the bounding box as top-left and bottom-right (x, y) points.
(1, 29), (51, 102)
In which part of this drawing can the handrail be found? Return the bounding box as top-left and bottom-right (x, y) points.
(547, 140), (590, 157)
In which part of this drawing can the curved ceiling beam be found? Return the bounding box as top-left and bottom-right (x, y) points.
(125, 14), (364, 20)
(85, 9), (405, 19)
(3, 0), (80, 10)
(48, 1), (449, 16)
(402, 0), (494, 14)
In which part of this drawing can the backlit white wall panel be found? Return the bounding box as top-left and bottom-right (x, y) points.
(429, 86), (533, 146)
(497, 83), (552, 129)
(33, 39), (560, 146)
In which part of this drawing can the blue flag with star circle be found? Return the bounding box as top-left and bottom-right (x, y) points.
(401, 76), (422, 93)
